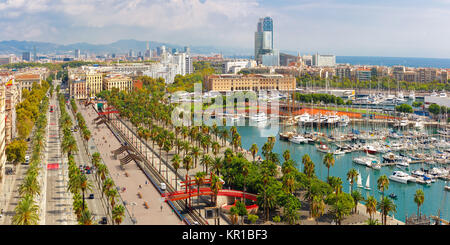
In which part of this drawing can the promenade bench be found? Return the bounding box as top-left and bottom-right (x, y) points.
(144, 201), (149, 209)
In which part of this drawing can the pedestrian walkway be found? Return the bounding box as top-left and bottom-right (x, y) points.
(80, 104), (181, 225)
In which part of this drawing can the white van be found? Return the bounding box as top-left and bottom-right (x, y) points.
(25, 155), (30, 164)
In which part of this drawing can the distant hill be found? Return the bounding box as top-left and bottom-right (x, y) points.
(0, 39), (252, 57)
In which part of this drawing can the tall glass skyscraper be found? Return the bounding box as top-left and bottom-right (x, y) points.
(255, 17), (275, 65)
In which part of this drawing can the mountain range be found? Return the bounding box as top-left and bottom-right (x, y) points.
(0, 39), (253, 57)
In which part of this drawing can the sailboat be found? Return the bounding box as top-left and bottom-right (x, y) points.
(357, 171), (363, 188)
(364, 174), (371, 190)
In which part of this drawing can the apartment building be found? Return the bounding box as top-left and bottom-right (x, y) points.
(205, 74), (296, 92)
(69, 79), (88, 100)
(5, 77), (21, 144)
(15, 73), (42, 91)
(103, 74), (133, 92)
(0, 83), (6, 186)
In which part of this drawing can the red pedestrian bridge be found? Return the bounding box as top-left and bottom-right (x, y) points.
(162, 188), (258, 202)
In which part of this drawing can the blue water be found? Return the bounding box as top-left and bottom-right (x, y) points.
(227, 122), (450, 223)
(337, 56), (450, 68)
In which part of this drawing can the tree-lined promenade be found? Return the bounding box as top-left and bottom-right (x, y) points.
(10, 82), (50, 225)
(95, 80), (408, 225)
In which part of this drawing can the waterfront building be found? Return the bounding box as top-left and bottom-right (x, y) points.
(205, 74), (296, 92)
(14, 73), (42, 91)
(403, 71), (417, 83)
(391, 66), (405, 81)
(356, 68), (372, 81)
(439, 69), (448, 83)
(417, 68), (438, 83)
(336, 66), (352, 80)
(103, 74), (133, 92)
(312, 54), (336, 67)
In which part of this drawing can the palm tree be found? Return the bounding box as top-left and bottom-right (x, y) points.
(19, 175), (40, 197)
(212, 157), (223, 176)
(112, 204), (125, 225)
(106, 188), (119, 210)
(249, 143), (258, 162)
(102, 178), (114, 198)
(200, 154), (212, 174)
(78, 209), (94, 225)
(220, 129), (229, 147)
(210, 174), (223, 206)
(377, 175), (390, 199)
(323, 153), (335, 182)
(12, 194), (40, 225)
(191, 146), (200, 168)
(302, 154), (311, 173)
(365, 195), (377, 221)
(80, 174), (93, 210)
(211, 142), (220, 157)
(351, 190), (364, 214)
(378, 196), (397, 225)
(346, 168), (358, 193)
(311, 195), (325, 223)
(183, 155), (193, 177)
(62, 135), (78, 157)
(414, 189), (425, 219)
(194, 172), (207, 206)
(171, 154), (181, 191)
(96, 164), (108, 181)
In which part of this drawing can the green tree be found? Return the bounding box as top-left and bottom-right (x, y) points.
(414, 189), (425, 218)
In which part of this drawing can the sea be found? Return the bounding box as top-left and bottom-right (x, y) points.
(223, 121), (450, 223)
(336, 56), (450, 68)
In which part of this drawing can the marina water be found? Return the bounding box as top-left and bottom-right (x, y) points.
(229, 122), (450, 223)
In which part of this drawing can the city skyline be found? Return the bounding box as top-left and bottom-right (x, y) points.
(1, 0), (450, 58)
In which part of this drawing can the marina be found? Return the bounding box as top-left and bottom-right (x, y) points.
(226, 112), (450, 223)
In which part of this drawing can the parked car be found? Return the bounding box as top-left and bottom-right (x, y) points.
(89, 194), (94, 199)
(25, 156), (30, 164)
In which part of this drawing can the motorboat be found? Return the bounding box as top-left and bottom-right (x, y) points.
(439, 91), (447, 97)
(409, 91), (415, 100)
(396, 161), (410, 168)
(316, 144), (330, 153)
(326, 114), (340, 124)
(389, 171), (414, 184)
(250, 112), (268, 122)
(333, 148), (346, 155)
(389, 193), (397, 199)
(353, 156), (380, 167)
(289, 134), (308, 144)
(363, 145), (378, 155)
(296, 113), (312, 125)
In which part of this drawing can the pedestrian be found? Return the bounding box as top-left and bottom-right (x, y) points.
(139, 185), (142, 189)
(145, 180), (148, 185)
(160, 205), (163, 212)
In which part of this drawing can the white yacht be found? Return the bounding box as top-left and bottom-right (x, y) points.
(333, 148), (346, 155)
(296, 113), (312, 125)
(439, 91), (447, 97)
(389, 171), (414, 184)
(250, 112), (268, 122)
(431, 91), (438, 97)
(289, 135), (308, 144)
(409, 91), (416, 100)
(316, 144), (330, 153)
(326, 114), (340, 124)
(353, 156), (380, 167)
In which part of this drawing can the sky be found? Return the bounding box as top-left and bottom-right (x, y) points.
(1, 0), (450, 58)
